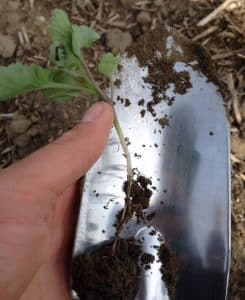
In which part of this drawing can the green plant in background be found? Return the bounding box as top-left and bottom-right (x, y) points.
(0, 9), (132, 196)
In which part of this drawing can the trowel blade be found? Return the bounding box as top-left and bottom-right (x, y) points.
(72, 27), (230, 300)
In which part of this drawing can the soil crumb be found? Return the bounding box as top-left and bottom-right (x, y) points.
(141, 252), (155, 265)
(124, 176), (153, 222)
(158, 243), (177, 300)
(114, 78), (121, 88)
(140, 109), (146, 118)
(125, 98), (131, 107)
(72, 238), (141, 300)
(146, 211), (156, 221)
(138, 99), (145, 106)
(158, 116), (170, 128)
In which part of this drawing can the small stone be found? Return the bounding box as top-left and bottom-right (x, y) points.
(106, 29), (133, 53)
(136, 11), (152, 25)
(9, 116), (32, 134)
(14, 134), (31, 148)
(0, 33), (16, 58)
(34, 16), (46, 26)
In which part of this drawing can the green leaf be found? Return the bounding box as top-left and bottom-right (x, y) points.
(43, 89), (78, 102)
(0, 63), (52, 100)
(72, 25), (100, 59)
(49, 43), (66, 67)
(48, 10), (81, 69)
(0, 11), (101, 103)
(44, 70), (98, 102)
(43, 70), (81, 102)
(98, 53), (120, 78)
(48, 9), (72, 48)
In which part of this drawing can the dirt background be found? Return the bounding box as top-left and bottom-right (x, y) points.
(0, 0), (244, 299)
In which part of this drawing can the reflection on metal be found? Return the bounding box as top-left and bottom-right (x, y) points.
(72, 29), (230, 300)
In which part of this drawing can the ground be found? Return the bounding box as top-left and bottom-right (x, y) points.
(0, 0), (244, 299)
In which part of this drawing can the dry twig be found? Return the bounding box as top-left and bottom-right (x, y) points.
(96, 0), (104, 21)
(29, 0), (34, 9)
(227, 73), (242, 124)
(197, 0), (235, 27)
(193, 26), (218, 41)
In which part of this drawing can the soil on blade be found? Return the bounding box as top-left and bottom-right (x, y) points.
(114, 175), (153, 234)
(158, 243), (178, 300)
(72, 238), (141, 300)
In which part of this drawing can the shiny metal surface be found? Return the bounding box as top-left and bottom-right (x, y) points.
(72, 30), (230, 300)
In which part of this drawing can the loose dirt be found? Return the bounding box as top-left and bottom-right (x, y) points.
(72, 238), (141, 300)
(158, 243), (178, 300)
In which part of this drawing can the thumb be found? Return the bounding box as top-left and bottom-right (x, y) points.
(0, 102), (114, 196)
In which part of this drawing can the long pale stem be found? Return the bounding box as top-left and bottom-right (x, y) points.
(113, 115), (133, 183)
(113, 115), (133, 219)
(81, 60), (133, 184)
(81, 59), (134, 253)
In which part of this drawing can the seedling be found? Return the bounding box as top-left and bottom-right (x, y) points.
(0, 9), (133, 233)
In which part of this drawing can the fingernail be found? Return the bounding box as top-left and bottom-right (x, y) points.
(82, 102), (105, 123)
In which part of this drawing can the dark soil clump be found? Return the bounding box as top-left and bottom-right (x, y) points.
(158, 243), (178, 300)
(123, 176), (153, 223)
(141, 252), (155, 265)
(138, 99), (145, 106)
(124, 98), (131, 107)
(146, 211), (156, 221)
(140, 109), (146, 118)
(158, 116), (170, 128)
(114, 78), (122, 88)
(115, 176), (153, 227)
(113, 176), (153, 244)
(72, 238), (141, 300)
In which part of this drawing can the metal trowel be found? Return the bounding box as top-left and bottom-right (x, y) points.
(71, 26), (230, 300)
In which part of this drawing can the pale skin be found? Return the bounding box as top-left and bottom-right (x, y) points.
(0, 102), (114, 300)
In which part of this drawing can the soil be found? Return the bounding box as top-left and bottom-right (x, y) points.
(72, 238), (141, 300)
(72, 237), (177, 300)
(0, 0), (244, 299)
(114, 175), (153, 234)
(123, 176), (153, 223)
(140, 252), (155, 269)
(158, 244), (178, 300)
(141, 252), (155, 264)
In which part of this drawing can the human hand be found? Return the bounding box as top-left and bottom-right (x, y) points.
(0, 102), (114, 300)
